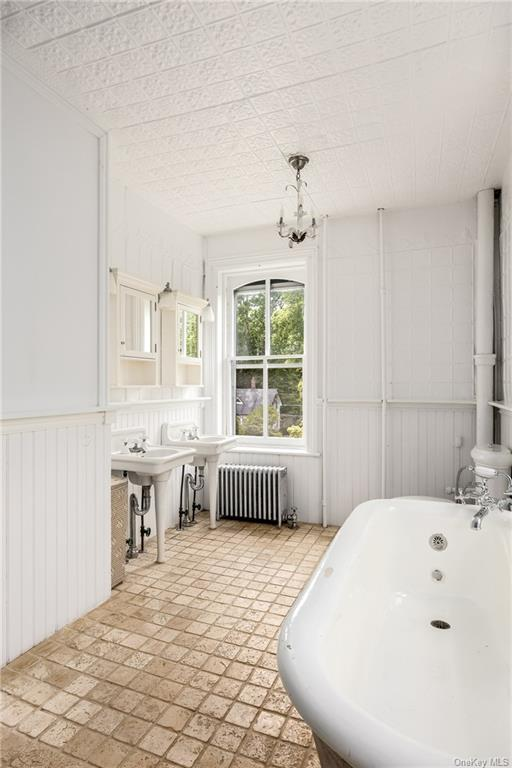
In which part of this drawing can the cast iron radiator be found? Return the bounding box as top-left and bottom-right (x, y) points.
(217, 464), (288, 526)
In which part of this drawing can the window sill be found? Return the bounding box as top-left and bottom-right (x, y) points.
(228, 445), (320, 458)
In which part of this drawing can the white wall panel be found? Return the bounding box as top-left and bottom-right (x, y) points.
(325, 405), (382, 525)
(108, 177), (204, 404)
(206, 201), (477, 527)
(499, 156), (512, 449)
(223, 452), (322, 525)
(387, 405), (475, 499)
(1, 65), (101, 416)
(1, 414), (111, 666)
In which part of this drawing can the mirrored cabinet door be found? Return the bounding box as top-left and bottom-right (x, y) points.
(120, 286), (156, 358)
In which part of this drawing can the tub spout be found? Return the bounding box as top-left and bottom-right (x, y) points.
(470, 507), (488, 530)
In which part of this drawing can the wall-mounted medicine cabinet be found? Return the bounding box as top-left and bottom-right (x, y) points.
(160, 290), (207, 387)
(110, 269), (159, 387)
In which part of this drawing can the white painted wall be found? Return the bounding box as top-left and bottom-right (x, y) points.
(1, 413), (111, 666)
(107, 175), (209, 536)
(206, 200), (477, 526)
(1, 61), (110, 664)
(108, 176), (204, 404)
(1, 65), (102, 417)
(499, 156), (512, 449)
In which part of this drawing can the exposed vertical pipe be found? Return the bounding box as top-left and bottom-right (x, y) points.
(321, 215), (328, 527)
(378, 208), (387, 497)
(474, 189), (496, 447)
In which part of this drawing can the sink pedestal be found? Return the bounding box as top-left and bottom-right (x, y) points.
(206, 457), (219, 529)
(154, 471), (172, 563)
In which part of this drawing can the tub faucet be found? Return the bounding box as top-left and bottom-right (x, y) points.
(467, 470), (512, 530)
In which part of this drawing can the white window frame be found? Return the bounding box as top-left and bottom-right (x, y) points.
(224, 262), (310, 449)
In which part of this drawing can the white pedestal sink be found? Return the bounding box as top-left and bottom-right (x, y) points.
(111, 445), (196, 562)
(160, 426), (237, 529)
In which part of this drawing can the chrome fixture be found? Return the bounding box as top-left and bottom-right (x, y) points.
(277, 154), (317, 249)
(201, 299), (215, 323)
(127, 485), (151, 559)
(455, 464), (512, 529)
(124, 438), (148, 454)
(181, 426), (199, 440)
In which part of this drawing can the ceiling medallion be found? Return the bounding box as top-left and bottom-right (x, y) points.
(277, 154), (317, 248)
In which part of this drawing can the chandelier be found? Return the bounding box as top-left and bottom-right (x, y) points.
(277, 154), (317, 248)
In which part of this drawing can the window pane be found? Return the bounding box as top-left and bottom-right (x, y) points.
(235, 368), (264, 437)
(235, 281), (265, 356)
(270, 280), (304, 355)
(268, 367), (303, 438)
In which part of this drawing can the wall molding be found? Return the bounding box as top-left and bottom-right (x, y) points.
(110, 397), (211, 412)
(0, 409), (113, 433)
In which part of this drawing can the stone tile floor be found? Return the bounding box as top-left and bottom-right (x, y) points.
(1, 513), (337, 768)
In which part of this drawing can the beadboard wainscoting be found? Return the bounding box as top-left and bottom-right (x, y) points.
(325, 403), (476, 521)
(0, 412), (111, 666)
(111, 399), (208, 535)
(222, 451), (322, 525)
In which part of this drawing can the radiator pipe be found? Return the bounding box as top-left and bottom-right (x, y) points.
(378, 208), (387, 498)
(321, 215), (328, 528)
(473, 188), (496, 447)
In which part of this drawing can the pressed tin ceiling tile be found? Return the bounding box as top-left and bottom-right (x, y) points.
(1, 0), (510, 234)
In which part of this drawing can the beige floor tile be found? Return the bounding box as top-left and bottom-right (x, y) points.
(139, 724), (177, 755)
(113, 715), (152, 745)
(198, 694), (231, 720)
(238, 684), (267, 707)
(39, 718), (80, 747)
(0, 699), (34, 726)
(1, 515), (333, 768)
(196, 745), (234, 768)
(167, 734), (204, 767)
(253, 711), (285, 738)
(270, 740), (307, 767)
(66, 699), (103, 724)
(64, 727), (106, 760)
(118, 750), (160, 768)
(281, 717), (312, 746)
(17, 708), (56, 737)
(89, 737), (132, 768)
(183, 712), (218, 742)
(158, 703), (191, 731)
(88, 706), (125, 735)
(132, 695), (168, 722)
(224, 702), (257, 728)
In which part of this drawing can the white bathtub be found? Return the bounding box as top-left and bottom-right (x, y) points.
(278, 498), (512, 767)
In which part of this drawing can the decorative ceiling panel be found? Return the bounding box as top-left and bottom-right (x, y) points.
(2, 0), (511, 234)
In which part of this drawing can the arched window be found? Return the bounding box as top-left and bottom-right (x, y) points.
(233, 278), (304, 440)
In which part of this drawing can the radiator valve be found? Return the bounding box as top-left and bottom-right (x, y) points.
(286, 507), (299, 529)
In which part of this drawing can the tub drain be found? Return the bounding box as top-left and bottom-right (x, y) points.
(429, 533), (447, 551)
(431, 619), (450, 630)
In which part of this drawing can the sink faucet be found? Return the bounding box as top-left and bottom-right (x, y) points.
(181, 426), (199, 440)
(125, 438), (148, 454)
(456, 466), (512, 530)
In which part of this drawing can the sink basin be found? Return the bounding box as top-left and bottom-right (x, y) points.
(111, 444), (196, 563)
(161, 434), (237, 456)
(111, 445), (196, 478)
(160, 425), (237, 529)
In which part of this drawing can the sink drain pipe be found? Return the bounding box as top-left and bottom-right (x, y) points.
(127, 486), (151, 559)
